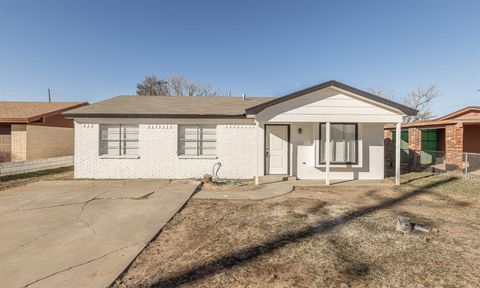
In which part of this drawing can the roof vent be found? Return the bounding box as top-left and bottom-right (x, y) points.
(242, 93), (246, 101)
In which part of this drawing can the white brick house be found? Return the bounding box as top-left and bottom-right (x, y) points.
(65, 81), (417, 185)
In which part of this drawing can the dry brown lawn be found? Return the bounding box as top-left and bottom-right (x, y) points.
(202, 179), (265, 192)
(113, 173), (480, 288)
(0, 166), (73, 191)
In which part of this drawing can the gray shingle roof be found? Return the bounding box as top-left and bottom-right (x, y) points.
(65, 81), (418, 118)
(64, 96), (275, 118)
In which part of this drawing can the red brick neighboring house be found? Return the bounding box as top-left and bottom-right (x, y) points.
(385, 106), (480, 170)
(0, 102), (88, 162)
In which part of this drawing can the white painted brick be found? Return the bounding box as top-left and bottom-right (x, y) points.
(74, 123), (257, 179)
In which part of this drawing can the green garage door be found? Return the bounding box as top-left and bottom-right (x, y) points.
(421, 129), (437, 164)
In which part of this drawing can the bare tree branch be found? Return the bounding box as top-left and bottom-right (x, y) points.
(367, 87), (396, 101)
(136, 75), (169, 96)
(403, 85), (438, 123)
(136, 75), (220, 96)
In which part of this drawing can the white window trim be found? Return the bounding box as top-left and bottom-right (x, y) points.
(177, 155), (218, 160)
(315, 123), (363, 168)
(99, 124), (140, 159)
(177, 124), (217, 157)
(99, 154), (140, 159)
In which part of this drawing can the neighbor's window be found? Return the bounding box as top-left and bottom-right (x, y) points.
(178, 125), (216, 156)
(100, 124), (139, 156)
(320, 123), (357, 164)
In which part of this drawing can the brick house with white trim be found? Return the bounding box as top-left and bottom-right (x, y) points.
(384, 106), (480, 170)
(65, 81), (417, 185)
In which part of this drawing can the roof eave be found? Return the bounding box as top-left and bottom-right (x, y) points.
(0, 118), (30, 124)
(0, 102), (89, 123)
(64, 113), (248, 119)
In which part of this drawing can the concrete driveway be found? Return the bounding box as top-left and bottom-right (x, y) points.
(0, 180), (199, 288)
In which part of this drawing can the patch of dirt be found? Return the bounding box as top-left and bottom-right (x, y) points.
(202, 179), (264, 192)
(0, 167), (74, 191)
(113, 173), (480, 287)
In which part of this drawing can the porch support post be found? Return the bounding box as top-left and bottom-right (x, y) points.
(325, 122), (331, 185)
(255, 120), (260, 185)
(395, 122), (401, 185)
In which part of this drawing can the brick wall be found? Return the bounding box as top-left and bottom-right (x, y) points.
(445, 124), (464, 170)
(407, 127), (421, 150)
(384, 129), (393, 165)
(408, 127), (421, 168)
(74, 123), (258, 179)
(40, 113), (76, 128)
(11, 124), (27, 161)
(25, 125), (74, 160)
(9, 124), (74, 162)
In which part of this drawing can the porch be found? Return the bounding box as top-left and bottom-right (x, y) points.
(258, 175), (392, 186)
(245, 81), (413, 186)
(254, 121), (403, 186)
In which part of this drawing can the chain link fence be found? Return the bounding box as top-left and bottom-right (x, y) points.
(389, 149), (480, 180)
(464, 152), (480, 180)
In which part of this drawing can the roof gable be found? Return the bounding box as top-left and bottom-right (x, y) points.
(253, 87), (405, 123)
(246, 80), (417, 116)
(437, 106), (480, 121)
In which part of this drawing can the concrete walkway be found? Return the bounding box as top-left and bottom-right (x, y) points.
(193, 182), (294, 200)
(0, 180), (199, 288)
(288, 179), (394, 187)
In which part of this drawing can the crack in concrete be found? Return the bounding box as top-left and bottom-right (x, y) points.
(12, 233), (49, 252)
(22, 241), (141, 288)
(74, 184), (168, 236)
(76, 190), (110, 236)
(95, 190), (156, 201)
(1, 202), (85, 213)
(7, 181), (190, 288)
(2, 183), (170, 214)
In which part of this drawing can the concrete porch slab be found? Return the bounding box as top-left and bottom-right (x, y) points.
(288, 179), (394, 187)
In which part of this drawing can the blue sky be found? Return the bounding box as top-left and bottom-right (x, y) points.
(0, 0), (479, 116)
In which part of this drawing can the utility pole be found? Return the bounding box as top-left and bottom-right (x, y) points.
(48, 88), (51, 102)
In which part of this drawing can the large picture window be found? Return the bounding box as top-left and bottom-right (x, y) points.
(178, 125), (216, 156)
(320, 123), (357, 164)
(100, 124), (139, 156)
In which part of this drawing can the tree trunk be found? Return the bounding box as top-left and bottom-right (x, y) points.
(203, 174), (213, 183)
(396, 216), (413, 233)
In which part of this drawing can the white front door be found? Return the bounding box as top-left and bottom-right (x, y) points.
(266, 125), (289, 175)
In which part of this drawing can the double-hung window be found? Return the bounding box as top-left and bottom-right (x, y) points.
(320, 123), (357, 164)
(178, 125), (216, 156)
(100, 124), (139, 156)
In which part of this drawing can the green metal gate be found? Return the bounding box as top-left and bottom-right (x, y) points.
(421, 129), (437, 164)
(392, 130), (410, 163)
